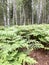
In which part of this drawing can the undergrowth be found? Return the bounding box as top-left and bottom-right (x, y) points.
(0, 24), (49, 65)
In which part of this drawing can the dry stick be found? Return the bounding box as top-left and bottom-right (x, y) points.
(23, 60), (25, 65)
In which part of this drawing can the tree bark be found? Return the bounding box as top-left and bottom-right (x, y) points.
(32, 0), (34, 24)
(13, 0), (17, 25)
(7, 0), (10, 26)
(23, 7), (26, 25)
(2, 0), (6, 26)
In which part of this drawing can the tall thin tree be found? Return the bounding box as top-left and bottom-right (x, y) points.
(7, 0), (10, 26)
(1, 0), (6, 26)
(13, 0), (17, 25)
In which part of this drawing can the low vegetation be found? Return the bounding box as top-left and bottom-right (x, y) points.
(0, 24), (49, 65)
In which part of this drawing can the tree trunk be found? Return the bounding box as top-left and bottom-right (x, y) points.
(13, 0), (17, 25)
(32, 0), (34, 24)
(37, 0), (43, 24)
(3, 11), (6, 26)
(20, 6), (22, 25)
(47, 15), (49, 23)
(2, 0), (6, 26)
(23, 7), (26, 25)
(7, 0), (10, 26)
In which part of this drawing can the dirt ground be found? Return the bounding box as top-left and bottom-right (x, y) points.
(29, 49), (49, 65)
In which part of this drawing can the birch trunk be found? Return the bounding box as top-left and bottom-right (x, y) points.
(37, 0), (43, 24)
(20, 6), (22, 25)
(3, 11), (6, 26)
(13, 0), (17, 25)
(7, 0), (10, 26)
(32, 0), (34, 24)
(44, 0), (46, 23)
(23, 7), (26, 25)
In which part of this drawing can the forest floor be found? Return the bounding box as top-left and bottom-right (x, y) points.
(29, 49), (49, 65)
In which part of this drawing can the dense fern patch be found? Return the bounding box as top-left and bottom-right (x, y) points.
(0, 24), (49, 65)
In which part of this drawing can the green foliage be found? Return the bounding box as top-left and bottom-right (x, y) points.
(0, 24), (49, 65)
(0, 25), (38, 65)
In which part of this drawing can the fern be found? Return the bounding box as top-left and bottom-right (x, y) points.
(0, 25), (49, 65)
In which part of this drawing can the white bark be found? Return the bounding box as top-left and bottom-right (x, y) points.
(37, 0), (43, 24)
(32, 0), (34, 24)
(20, 6), (22, 25)
(42, 0), (47, 23)
(44, 0), (46, 23)
(7, 0), (10, 26)
(23, 7), (26, 25)
(13, 4), (15, 25)
(3, 11), (6, 26)
(13, 0), (17, 25)
(19, 6), (26, 25)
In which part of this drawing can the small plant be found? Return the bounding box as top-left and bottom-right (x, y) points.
(0, 25), (49, 65)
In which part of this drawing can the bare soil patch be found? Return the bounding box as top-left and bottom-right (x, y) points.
(29, 49), (49, 65)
